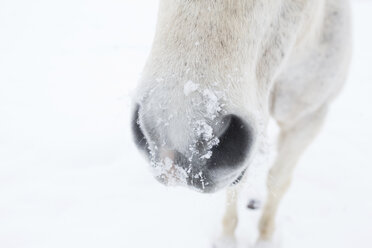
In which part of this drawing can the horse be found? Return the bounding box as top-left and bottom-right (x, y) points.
(132, 0), (351, 246)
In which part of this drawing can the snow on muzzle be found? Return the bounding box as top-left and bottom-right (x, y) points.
(132, 105), (253, 193)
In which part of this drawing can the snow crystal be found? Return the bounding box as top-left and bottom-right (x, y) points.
(202, 89), (221, 119)
(163, 157), (173, 170)
(188, 120), (220, 162)
(194, 120), (214, 140)
(200, 151), (212, 160)
(183, 80), (199, 96)
(151, 156), (189, 187)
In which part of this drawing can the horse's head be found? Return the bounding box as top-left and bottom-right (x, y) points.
(132, 1), (277, 193)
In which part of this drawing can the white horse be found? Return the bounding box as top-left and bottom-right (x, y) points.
(132, 0), (351, 246)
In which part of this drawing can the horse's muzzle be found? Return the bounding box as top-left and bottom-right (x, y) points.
(132, 105), (254, 192)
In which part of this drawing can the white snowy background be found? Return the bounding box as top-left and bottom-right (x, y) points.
(1, 1), (371, 247)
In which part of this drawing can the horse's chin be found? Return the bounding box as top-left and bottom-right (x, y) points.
(153, 167), (247, 194)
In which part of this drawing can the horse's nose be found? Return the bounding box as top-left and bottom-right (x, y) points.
(206, 114), (253, 171)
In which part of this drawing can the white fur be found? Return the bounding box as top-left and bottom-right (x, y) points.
(135, 0), (351, 245)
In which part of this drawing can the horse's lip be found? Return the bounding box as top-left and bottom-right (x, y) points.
(231, 168), (247, 186)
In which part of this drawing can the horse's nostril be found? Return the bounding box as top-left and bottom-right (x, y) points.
(208, 115), (253, 170)
(132, 105), (148, 152)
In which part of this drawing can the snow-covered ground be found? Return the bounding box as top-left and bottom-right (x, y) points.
(1, 1), (371, 247)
